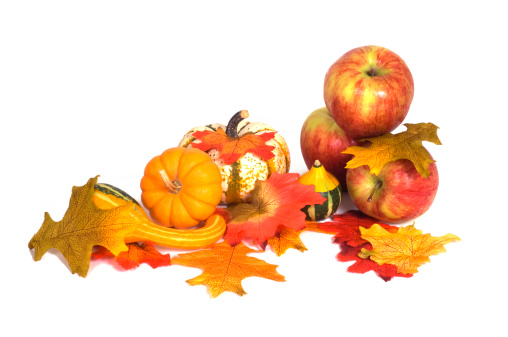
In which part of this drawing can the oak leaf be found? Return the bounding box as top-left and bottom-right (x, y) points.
(28, 176), (140, 277)
(92, 242), (171, 270)
(191, 128), (276, 165)
(266, 226), (307, 256)
(337, 242), (413, 281)
(359, 224), (460, 274)
(224, 172), (326, 247)
(172, 241), (285, 298)
(342, 123), (441, 178)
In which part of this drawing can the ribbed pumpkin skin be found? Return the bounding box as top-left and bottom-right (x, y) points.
(140, 147), (223, 229)
(298, 161), (341, 221)
(178, 120), (290, 204)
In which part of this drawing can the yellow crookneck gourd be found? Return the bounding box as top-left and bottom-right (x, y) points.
(297, 160), (341, 221)
(93, 183), (226, 250)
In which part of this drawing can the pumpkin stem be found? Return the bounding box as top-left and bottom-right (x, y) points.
(226, 110), (249, 137)
(159, 170), (182, 194)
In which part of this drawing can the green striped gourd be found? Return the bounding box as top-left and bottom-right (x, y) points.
(298, 160), (341, 221)
(178, 110), (290, 204)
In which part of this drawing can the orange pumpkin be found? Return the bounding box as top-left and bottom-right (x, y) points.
(140, 147), (223, 229)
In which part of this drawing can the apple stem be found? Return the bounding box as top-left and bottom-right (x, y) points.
(367, 180), (382, 202)
(226, 110), (249, 137)
(366, 67), (377, 77)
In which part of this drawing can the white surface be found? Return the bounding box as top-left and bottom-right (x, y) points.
(1, 1), (506, 336)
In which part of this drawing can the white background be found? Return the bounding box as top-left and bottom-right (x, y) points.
(1, 1), (506, 336)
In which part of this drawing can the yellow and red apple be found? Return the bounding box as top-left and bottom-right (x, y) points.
(346, 159), (439, 223)
(324, 45), (414, 139)
(300, 107), (356, 189)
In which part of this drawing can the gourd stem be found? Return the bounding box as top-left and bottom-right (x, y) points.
(313, 160), (322, 167)
(367, 180), (383, 202)
(225, 110), (249, 137)
(159, 170), (182, 194)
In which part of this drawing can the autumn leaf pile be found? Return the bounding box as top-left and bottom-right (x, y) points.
(28, 121), (460, 298)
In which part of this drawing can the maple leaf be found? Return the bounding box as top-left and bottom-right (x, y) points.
(337, 242), (413, 281)
(359, 223), (460, 274)
(28, 176), (140, 277)
(304, 220), (338, 234)
(172, 241), (285, 298)
(224, 172), (326, 247)
(212, 207), (232, 223)
(92, 242), (171, 270)
(318, 210), (398, 247)
(313, 211), (408, 281)
(191, 128), (276, 165)
(91, 246), (115, 259)
(266, 226), (307, 256)
(342, 123), (441, 178)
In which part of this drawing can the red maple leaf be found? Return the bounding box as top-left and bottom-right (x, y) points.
(92, 242), (171, 270)
(337, 242), (413, 281)
(212, 207), (232, 223)
(92, 246), (115, 259)
(225, 172), (326, 247)
(318, 210), (398, 246)
(191, 128), (276, 164)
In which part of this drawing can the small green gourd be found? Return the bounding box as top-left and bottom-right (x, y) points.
(297, 160), (341, 221)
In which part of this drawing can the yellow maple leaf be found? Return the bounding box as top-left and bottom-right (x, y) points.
(342, 123), (441, 178)
(28, 176), (140, 277)
(358, 223), (460, 274)
(172, 241), (285, 298)
(267, 227), (308, 256)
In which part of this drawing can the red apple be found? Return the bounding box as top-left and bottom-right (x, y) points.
(346, 160), (438, 223)
(324, 45), (414, 139)
(300, 107), (356, 189)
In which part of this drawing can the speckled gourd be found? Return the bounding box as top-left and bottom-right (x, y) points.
(178, 110), (290, 204)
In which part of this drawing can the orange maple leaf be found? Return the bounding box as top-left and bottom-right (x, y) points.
(191, 127), (276, 164)
(359, 224), (460, 274)
(92, 242), (171, 270)
(225, 172), (326, 247)
(304, 221), (337, 234)
(267, 226), (307, 256)
(172, 241), (285, 298)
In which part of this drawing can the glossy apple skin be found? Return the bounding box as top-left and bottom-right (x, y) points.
(346, 160), (438, 223)
(300, 107), (356, 189)
(324, 45), (414, 139)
